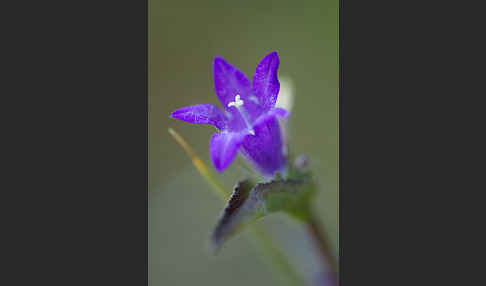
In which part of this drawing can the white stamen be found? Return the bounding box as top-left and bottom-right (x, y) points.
(227, 94), (255, 135)
(227, 94), (244, 108)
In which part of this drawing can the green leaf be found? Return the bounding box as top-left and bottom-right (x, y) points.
(211, 178), (315, 251)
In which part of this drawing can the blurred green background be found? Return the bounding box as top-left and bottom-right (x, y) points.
(149, 1), (338, 285)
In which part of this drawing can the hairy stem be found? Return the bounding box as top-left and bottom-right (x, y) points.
(306, 210), (338, 285)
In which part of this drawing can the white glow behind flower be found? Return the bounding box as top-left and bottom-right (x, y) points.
(275, 76), (294, 157)
(275, 76), (294, 112)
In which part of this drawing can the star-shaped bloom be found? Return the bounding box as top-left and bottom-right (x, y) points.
(170, 51), (288, 177)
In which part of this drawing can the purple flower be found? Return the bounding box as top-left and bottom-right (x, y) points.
(170, 52), (288, 177)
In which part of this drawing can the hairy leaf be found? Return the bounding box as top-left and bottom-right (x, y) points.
(211, 178), (315, 251)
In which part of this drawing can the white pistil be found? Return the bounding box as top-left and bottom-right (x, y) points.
(227, 94), (244, 108)
(227, 94), (255, 135)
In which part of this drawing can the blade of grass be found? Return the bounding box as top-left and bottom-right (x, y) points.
(168, 128), (227, 200)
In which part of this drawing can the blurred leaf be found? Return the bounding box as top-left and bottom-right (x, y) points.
(211, 178), (316, 251)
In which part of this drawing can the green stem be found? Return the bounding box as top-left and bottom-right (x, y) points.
(305, 210), (338, 285)
(248, 225), (307, 286)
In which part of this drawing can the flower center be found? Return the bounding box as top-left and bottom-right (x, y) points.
(227, 94), (255, 135)
(227, 94), (244, 108)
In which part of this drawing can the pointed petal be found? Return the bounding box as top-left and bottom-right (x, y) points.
(213, 57), (252, 110)
(252, 51), (280, 110)
(241, 115), (286, 177)
(170, 104), (227, 130)
(213, 56), (268, 128)
(210, 132), (247, 172)
(252, 107), (289, 128)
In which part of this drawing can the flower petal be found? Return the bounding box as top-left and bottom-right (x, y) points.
(253, 107), (289, 127)
(210, 132), (247, 172)
(252, 51), (280, 110)
(241, 116), (286, 177)
(170, 104), (227, 130)
(213, 57), (252, 110)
